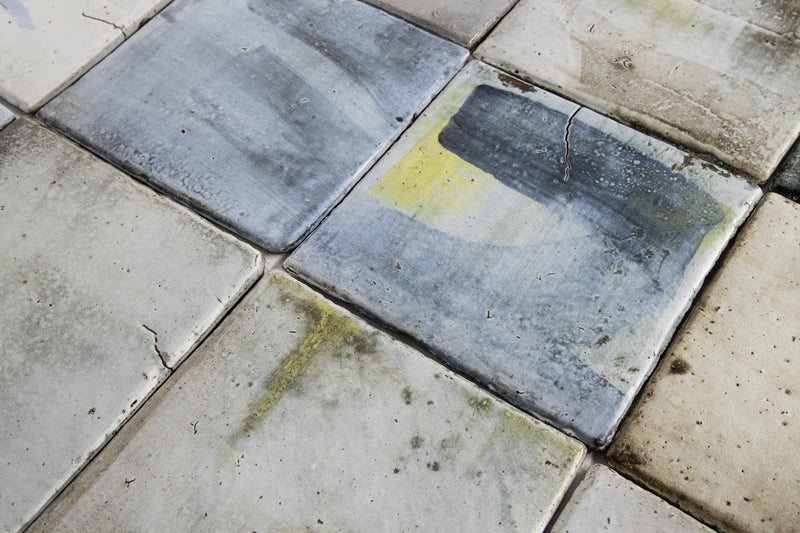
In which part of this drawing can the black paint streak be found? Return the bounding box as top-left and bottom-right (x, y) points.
(438, 84), (725, 272)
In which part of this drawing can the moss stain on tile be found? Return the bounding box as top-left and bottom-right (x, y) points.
(233, 274), (377, 441)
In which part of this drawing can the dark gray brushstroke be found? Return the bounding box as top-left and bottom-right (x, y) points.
(39, 0), (466, 251)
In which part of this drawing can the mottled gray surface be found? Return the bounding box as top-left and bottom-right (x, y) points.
(361, 0), (518, 47)
(32, 273), (584, 532)
(286, 62), (761, 448)
(40, 0), (467, 251)
(0, 120), (262, 532)
(772, 138), (800, 203)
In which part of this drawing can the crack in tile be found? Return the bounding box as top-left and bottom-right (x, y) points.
(141, 324), (172, 371)
(563, 107), (581, 183)
(81, 12), (127, 38)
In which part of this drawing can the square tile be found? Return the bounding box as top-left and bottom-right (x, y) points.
(32, 272), (585, 532)
(609, 194), (800, 532)
(0, 120), (264, 531)
(39, 0), (467, 252)
(0, 0), (171, 111)
(286, 61), (761, 447)
(551, 465), (713, 532)
(772, 138), (800, 203)
(361, 0), (518, 47)
(476, 0), (800, 182)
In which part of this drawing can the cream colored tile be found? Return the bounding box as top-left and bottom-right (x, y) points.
(609, 194), (800, 531)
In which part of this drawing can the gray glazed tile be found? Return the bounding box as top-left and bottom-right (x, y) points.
(608, 194), (800, 532)
(550, 465), (714, 532)
(475, 0), (800, 182)
(0, 120), (263, 532)
(31, 272), (585, 532)
(286, 61), (761, 448)
(361, 0), (518, 47)
(0, 0), (171, 111)
(772, 139), (800, 203)
(0, 104), (13, 129)
(39, 0), (467, 252)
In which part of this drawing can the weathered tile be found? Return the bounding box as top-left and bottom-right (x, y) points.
(0, 104), (13, 129)
(608, 193), (800, 532)
(550, 465), (714, 532)
(0, 120), (263, 532)
(31, 272), (585, 532)
(39, 0), (467, 252)
(772, 138), (800, 203)
(361, 0), (518, 47)
(286, 61), (761, 448)
(0, 0), (171, 111)
(475, 0), (800, 182)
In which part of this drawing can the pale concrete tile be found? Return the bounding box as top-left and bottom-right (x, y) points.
(550, 465), (714, 532)
(361, 0), (518, 47)
(608, 193), (800, 532)
(0, 104), (13, 129)
(772, 138), (800, 203)
(39, 0), (468, 252)
(31, 272), (585, 532)
(475, 0), (800, 182)
(0, 120), (264, 531)
(286, 61), (761, 448)
(0, 0), (171, 111)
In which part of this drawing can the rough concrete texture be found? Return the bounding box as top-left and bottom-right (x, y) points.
(476, 0), (800, 182)
(0, 119), (263, 532)
(31, 272), (585, 532)
(609, 194), (800, 532)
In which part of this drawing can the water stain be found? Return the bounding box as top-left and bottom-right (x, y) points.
(233, 275), (378, 440)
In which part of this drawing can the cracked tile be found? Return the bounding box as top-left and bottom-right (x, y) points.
(608, 194), (800, 532)
(0, 0), (171, 111)
(0, 120), (264, 532)
(361, 0), (518, 47)
(772, 138), (800, 203)
(31, 272), (585, 532)
(550, 465), (714, 532)
(475, 0), (800, 182)
(286, 61), (761, 447)
(39, 0), (467, 252)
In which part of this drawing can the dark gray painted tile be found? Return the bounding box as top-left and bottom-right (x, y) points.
(772, 138), (800, 203)
(286, 61), (761, 448)
(39, 0), (467, 251)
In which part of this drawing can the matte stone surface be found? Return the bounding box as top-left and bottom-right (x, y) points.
(361, 0), (518, 47)
(286, 61), (761, 448)
(0, 105), (13, 129)
(475, 0), (800, 182)
(31, 272), (585, 532)
(608, 194), (800, 532)
(772, 139), (800, 203)
(0, 120), (263, 532)
(40, 0), (467, 252)
(551, 465), (714, 532)
(0, 0), (171, 111)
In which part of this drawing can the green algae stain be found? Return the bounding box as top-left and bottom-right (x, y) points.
(233, 274), (378, 441)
